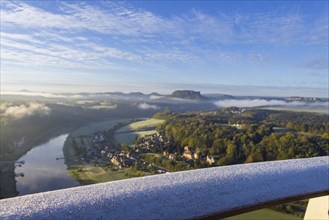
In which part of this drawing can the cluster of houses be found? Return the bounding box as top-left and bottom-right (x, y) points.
(110, 151), (135, 169)
(135, 133), (170, 154)
(182, 146), (199, 160)
(77, 131), (165, 173)
(136, 134), (218, 166)
(77, 128), (220, 173)
(180, 146), (218, 165)
(74, 131), (136, 169)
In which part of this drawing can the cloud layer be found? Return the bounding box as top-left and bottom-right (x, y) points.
(137, 103), (160, 110)
(214, 99), (329, 108)
(1, 1), (327, 69)
(1, 102), (51, 119)
(1, 1), (327, 95)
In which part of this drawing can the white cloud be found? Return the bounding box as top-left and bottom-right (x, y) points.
(302, 58), (328, 69)
(213, 99), (328, 108)
(249, 53), (271, 64)
(1, 102), (51, 119)
(0, 91), (83, 98)
(1, 1), (169, 36)
(182, 10), (234, 43)
(150, 95), (164, 100)
(2, 1), (326, 46)
(137, 103), (160, 110)
(304, 14), (329, 45)
(1, 2), (82, 30)
(0, 33), (141, 69)
(0, 32), (41, 43)
(85, 43), (141, 61)
(143, 49), (198, 62)
(218, 53), (241, 63)
(0, 1), (327, 80)
(236, 11), (304, 45)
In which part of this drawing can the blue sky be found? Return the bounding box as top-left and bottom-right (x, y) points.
(1, 0), (328, 97)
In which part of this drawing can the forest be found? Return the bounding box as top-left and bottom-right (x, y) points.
(152, 108), (328, 167)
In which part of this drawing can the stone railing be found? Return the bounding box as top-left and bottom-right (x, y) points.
(0, 156), (328, 219)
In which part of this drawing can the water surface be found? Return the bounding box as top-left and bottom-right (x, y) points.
(15, 134), (80, 196)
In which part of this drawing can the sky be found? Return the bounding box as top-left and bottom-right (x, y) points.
(1, 0), (328, 97)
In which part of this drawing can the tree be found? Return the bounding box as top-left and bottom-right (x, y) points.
(72, 137), (78, 151)
(226, 142), (238, 159)
(80, 135), (84, 146)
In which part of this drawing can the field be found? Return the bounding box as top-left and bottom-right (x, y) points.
(114, 118), (164, 146)
(225, 208), (302, 220)
(69, 165), (142, 184)
(115, 130), (158, 146)
(71, 119), (126, 137)
(116, 118), (164, 133)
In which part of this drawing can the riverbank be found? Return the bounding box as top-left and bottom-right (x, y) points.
(62, 119), (134, 167)
(3, 123), (76, 162)
(1, 134), (80, 199)
(63, 118), (165, 184)
(3, 120), (105, 162)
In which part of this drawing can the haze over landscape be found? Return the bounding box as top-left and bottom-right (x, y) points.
(1, 0), (328, 97)
(1, 1), (328, 219)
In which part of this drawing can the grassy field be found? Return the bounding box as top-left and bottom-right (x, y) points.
(71, 119), (126, 137)
(115, 130), (160, 145)
(225, 208), (302, 220)
(69, 165), (142, 184)
(116, 118), (164, 133)
(114, 118), (164, 146)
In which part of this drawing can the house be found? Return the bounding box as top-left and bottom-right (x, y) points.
(193, 152), (200, 160)
(126, 151), (135, 158)
(231, 124), (242, 129)
(111, 156), (121, 168)
(169, 154), (176, 160)
(206, 155), (216, 165)
(183, 151), (194, 160)
(163, 150), (169, 157)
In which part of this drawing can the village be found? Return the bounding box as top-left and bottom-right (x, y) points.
(71, 131), (167, 175)
(72, 129), (219, 176)
(136, 132), (219, 166)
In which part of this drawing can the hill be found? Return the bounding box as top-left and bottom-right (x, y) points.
(167, 90), (208, 101)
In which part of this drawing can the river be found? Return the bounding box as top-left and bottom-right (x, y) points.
(15, 134), (80, 196)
